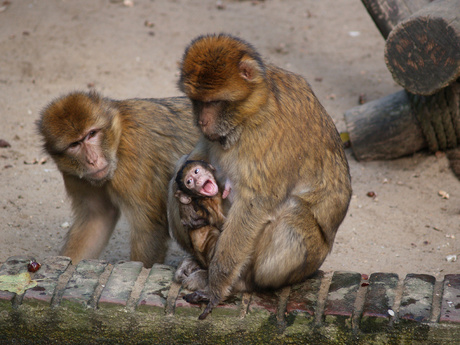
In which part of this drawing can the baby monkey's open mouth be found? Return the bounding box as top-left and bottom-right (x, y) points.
(200, 179), (218, 197)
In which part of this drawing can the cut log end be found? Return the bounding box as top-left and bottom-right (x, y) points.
(385, 14), (460, 95)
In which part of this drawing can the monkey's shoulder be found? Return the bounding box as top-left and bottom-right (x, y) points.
(265, 64), (311, 89)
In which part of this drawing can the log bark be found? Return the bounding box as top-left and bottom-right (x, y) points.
(361, 0), (431, 39)
(344, 90), (426, 161)
(384, 0), (460, 96)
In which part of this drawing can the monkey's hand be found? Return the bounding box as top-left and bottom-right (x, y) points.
(188, 217), (208, 229)
(179, 204), (209, 229)
(222, 179), (232, 199)
(199, 298), (219, 320)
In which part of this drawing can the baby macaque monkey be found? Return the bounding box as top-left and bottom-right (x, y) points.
(174, 160), (230, 268)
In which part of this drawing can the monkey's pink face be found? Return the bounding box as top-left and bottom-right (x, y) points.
(185, 165), (218, 197)
(64, 128), (115, 184)
(192, 100), (234, 142)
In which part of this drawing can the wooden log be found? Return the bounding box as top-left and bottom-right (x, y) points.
(344, 90), (426, 161)
(361, 0), (431, 39)
(384, 0), (460, 96)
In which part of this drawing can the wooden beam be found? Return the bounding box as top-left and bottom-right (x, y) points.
(361, 0), (430, 39)
(344, 90), (426, 161)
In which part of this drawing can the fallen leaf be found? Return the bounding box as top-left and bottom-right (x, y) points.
(438, 190), (449, 199)
(340, 132), (350, 144)
(446, 255), (457, 262)
(144, 20), (154, 28)
(0, 139), (11, 148)
(24, 158), (38, 165)
(216, 0), (225, 10)
(0, 1), (11, 13)
(0, 272), (37, 294)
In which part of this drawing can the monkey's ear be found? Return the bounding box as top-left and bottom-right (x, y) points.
(208, 164), (216, 171)
(239, 57), (263, 83)
(175, 190), (192, 204)
(180, 195), (192, 204)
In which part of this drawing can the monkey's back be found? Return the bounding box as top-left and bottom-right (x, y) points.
(109, 97), (199, 214)
(216, 64), (351, 243)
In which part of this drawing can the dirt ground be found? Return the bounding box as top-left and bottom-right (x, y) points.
(0, 0), (459, 280)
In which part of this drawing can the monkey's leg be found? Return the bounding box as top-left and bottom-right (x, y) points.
(128, 209), (170, 267)
(190, 227), (212, 253)
(61, 183), (120, 264)
(251, 197), (330, 289)
(175, 256), (209, 291)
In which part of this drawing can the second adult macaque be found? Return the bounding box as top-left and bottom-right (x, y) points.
(174, 160), (228, 268)
(38, 91), (199, 267)
(168, 34), (352, 319)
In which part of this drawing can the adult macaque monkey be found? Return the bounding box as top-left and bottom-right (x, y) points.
(168, 34), (352, 319)
(38, 91), (199, 267)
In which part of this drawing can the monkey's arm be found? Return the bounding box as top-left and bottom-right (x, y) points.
(222, 179), (231, 199)
(205, 196), (269, 306)
(60, 175), (120, 264)
(194, 199), (268, 320)
(179, 203), (209, 229)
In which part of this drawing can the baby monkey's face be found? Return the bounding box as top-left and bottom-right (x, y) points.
(184, 163), (219, 197)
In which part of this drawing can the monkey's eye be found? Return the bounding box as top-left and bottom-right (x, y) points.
(87, 130), (98, 139)
(194, 168), (200, 174)
(186, 178), (192, 185)
(68, 141), (80, 149)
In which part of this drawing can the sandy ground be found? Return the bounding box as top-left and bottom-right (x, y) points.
(0, 0), (459, 280)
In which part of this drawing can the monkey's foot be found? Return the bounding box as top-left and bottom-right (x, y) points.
(183, 292), (219, 320)
(184, 290), (210, 304)
(174, 257), (201, 283)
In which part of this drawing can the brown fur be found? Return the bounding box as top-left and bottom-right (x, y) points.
(38, 91), (199, 267)
(169, 34), (352, 319)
